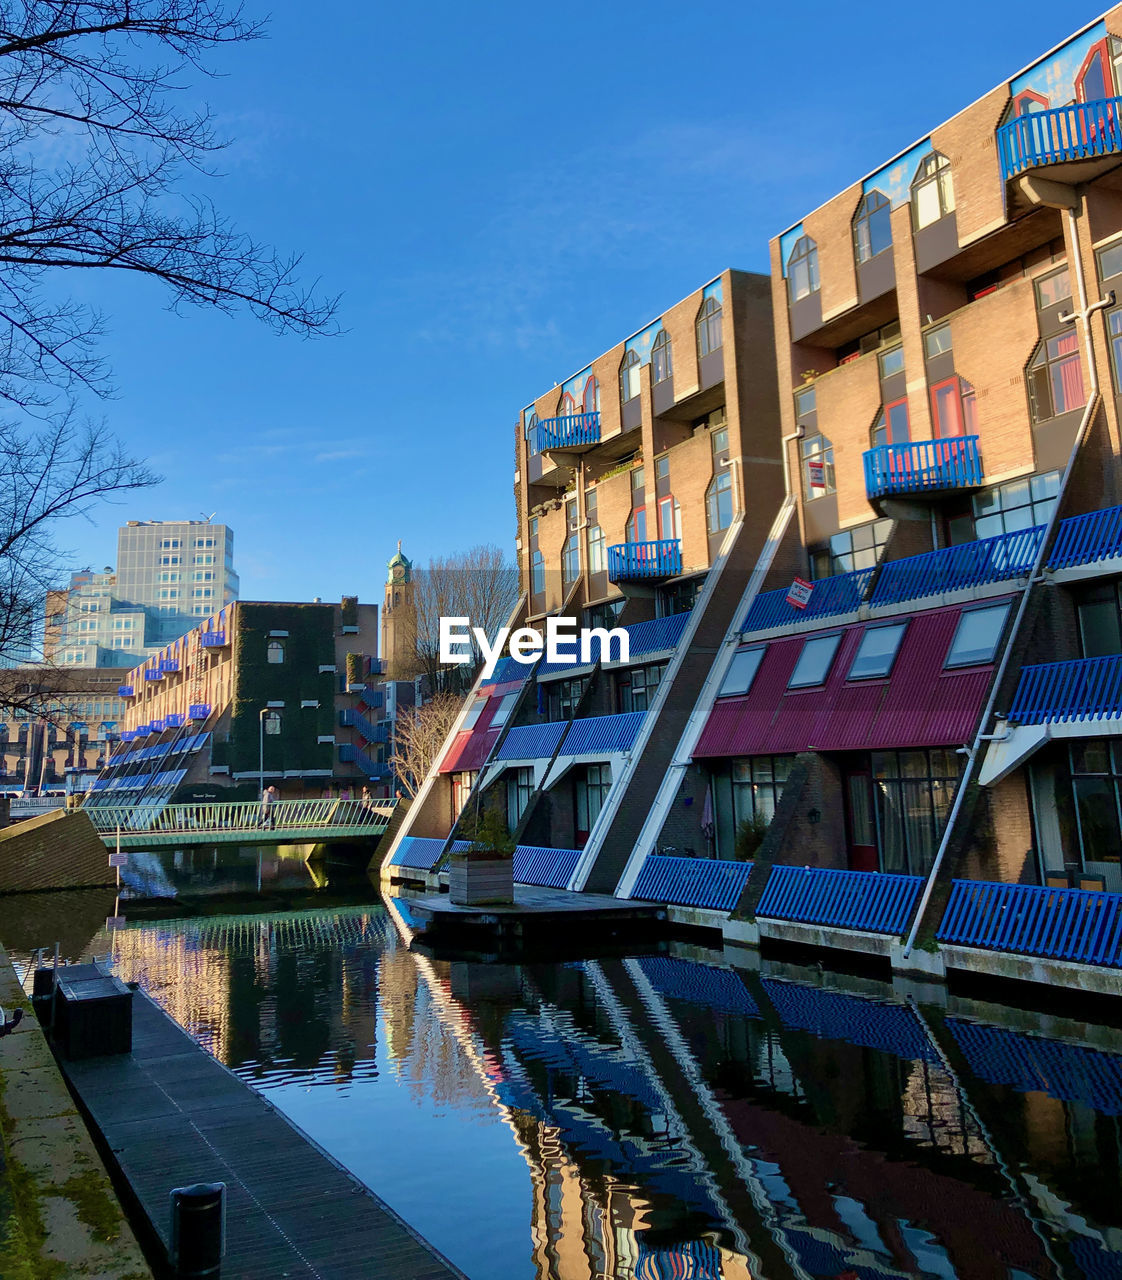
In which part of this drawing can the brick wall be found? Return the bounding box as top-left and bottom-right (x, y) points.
(0, 810), (115, 893)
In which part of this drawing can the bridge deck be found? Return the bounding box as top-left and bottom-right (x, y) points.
(59, 969), (465, 1280)
(102, 821), (389, 849)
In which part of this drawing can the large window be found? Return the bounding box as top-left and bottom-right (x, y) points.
(1076, 581), (1122, 658)
(706, 471), (733, 534)
(582, 375), (600, 414)
(944, 603), (1010, 668)
(732, 756), (793, 826)
(788, 634), (841, 688)
(871, 398), (910, 448)
(969, 471), (1059, 540)
(587, 524), (606, 574)
(848, 624), (906, 680)
(1108, 308), (1122, 391)
(1028, 333), (1085, 422)
(1034, 266), (1072, 311)
(930, 377), (977, 438)
(873, 748), (962, 875)
(548, 676), (587, 719)
(854, 189), (892, 263)
(801, 433), (835, 499)
(620, 349), (641, 403)
(787, 236), (819, 302)
(652, 330), (672, 383)
(697, 296), (723, 357)
(618, 662), (665, 713)
(1066, 741), (1122, 868)
(531, 550), (545, 596)
(491, 692), (519, 728)
(575, 763), (612, 839)
(506, 767), (533, 827)
(810, 518), (893, 578)
(911, 152), (954, 229)
(627, 465), (647, 543)
(562, 498), (580, 585)
(719, 648), (764, 697)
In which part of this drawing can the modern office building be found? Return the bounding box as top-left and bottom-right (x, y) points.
(45, 519), (239, 667)
(384, 9), (1122, 990)
(91, 595), (402, 811)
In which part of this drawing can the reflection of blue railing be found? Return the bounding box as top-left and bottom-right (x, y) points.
(1008, 654), (1122, 724)
(607, 539), (682, 581)
(998, 96), (1122, 181)
(1050, 503), (1122, 569)
(937, 879), (1122, 967)
(633, 954), (760, 1016)
(947, 1017), (1122, 1115)
(762, 979), (940, 1063)
(756, 864), (924, 935)
(872, 525), (1044, 605)
(631, 855), (752, 911)
(864, 436), (982, 500)
(743, 567), (873, 632)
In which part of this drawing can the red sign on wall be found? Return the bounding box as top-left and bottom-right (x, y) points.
(786, 577), (814, 609)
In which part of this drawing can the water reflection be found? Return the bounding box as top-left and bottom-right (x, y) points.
(9, 901), (1122, 1280)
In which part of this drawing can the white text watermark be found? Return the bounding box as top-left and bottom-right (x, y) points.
(439, 616), (629, 679)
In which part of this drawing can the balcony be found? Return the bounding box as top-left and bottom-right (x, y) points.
(863, 436), (982, 502)
(200, 630), (226, 648)
(188, 703), (210, 720)
(1049, 504), (1122, 571)
(117, 685), (135, 698)
(743, 567), (874, 633)
(1008, 655), (1122, 725)
(607, 538), (682, 583)
(998, 97), (1122, 184)
(536, 412), (601, 452)
(870, 525), (1044, 606)
(159, 658), (179, 672)
(167, 713), (185, 727)
(143, 669), (163, 682)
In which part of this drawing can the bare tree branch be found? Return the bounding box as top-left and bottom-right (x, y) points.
(389, 692), (464, 800)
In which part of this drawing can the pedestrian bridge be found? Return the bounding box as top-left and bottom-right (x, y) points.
(85, 799), (397, 850)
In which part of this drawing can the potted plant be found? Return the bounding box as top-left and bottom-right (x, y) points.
(449, 807), (515, 906)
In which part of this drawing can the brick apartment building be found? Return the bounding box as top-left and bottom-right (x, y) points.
(386, 10), (1122, 983)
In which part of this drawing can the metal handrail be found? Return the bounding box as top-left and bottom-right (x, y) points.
(863, 435), (983, 500)
(1007, 653), (1122, 724)
(85, 798), (397, 833)
(998, 96), (1122, 180)
(606, 538), (682, 581)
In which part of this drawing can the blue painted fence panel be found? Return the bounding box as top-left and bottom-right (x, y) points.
(512, 845), (581, 888)
(937, 879), (1122, 967)
(535, 411), (601, 450)
(561, 710), (645, 755)
(630, 855), (752, 912)
(947, 1017), (1122, 1115)
(1008, 655), (1122, 724)
(1050, 504), (1122, 569)
(755, 864), (924, 935)
(998, 96), (1122, 180)
(388, 837), (470, 871)
(607, 539), (682, 581)
(871, 526), (1043, 606)
(743, 568), (874, 633)
(863, 436), (982, 501)
(495, 721), (568, 761)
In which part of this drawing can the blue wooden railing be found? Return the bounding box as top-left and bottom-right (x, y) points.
(938, 880), (1122, 967)
(607, 538), (682, 581)
(871, 525), (1044, 606)
(863, 436), (983, 501)
(560, 710), (645, 754)
(755, 865), (925, 935)
(1049, 504), (1122, 569)
(1007, 654), (1122, 724)
(118, 685), (134, 697)
(630, 855), (753, 912)
(200, 630), (226, 648)
(998, 97), (1122, 181)
(188, 702), (210, 720)
(534, 411), (601, 451)
(743, 567), (874, 632)
(159, 657), (179, 672)
(495, 720), (568, 760)
(513, 845), (582, 889)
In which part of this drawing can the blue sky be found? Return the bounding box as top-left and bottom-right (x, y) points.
(62, 0), (1099, 604)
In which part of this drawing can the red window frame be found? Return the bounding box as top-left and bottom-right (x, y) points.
(627, 506), (647, 543)
(582, 375), (599, 415)
(1076, 38), (1112, 103)
(657, 495), (679, 540)
(1012, 88), (1049, 117)
(884, 397), (910, 445)
(930, 377), (965, 438)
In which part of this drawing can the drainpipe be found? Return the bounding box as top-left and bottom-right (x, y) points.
(901, 201), (1110, 958)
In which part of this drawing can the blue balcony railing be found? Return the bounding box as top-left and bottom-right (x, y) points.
(512, 845), (582, 889)
(536, 412), (601, 451)
(200, 630), (226, 648)
(998, 97), (1122, 181)
(167, 713), (185, 728)
(143, 669), (163, 682)
(871, 525), (1044, 606)
(560, 710), (645, 755)
(755, 865), (925, 935)
(743, 567), (874, 632)
(864, 436), (983, 501)
(607, 538), (682, 582)
(1007, 654), (1122, 725)
(188, 702), (210, 720)
(631, 855), (753, 912)
(938, 879), (1122, 968)
(1049, 504), (1122, 569)
(159, 658), (179, 672)
(117, 685), (134, 698)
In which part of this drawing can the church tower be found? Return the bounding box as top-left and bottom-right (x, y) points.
(381, 542), (417, 680)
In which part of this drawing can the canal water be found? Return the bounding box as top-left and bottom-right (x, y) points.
(7, 887), (1122, 1280)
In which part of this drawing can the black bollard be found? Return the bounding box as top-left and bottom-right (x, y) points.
(169, 1182), (225, 1278)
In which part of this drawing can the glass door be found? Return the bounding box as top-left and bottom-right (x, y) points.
(844, 766), (878, 872)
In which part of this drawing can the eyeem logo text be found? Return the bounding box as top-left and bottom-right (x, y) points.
(439, 616), (629, 679)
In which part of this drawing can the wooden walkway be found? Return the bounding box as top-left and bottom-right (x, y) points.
(57, 967), (465, 1280)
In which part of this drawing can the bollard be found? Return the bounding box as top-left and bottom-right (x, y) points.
(169, 1182), (225, 1278)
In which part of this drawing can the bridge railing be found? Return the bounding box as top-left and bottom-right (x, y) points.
(86, 798), (397, 834)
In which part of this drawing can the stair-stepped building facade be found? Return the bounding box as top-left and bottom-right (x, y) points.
(386, 11), (1122, 991)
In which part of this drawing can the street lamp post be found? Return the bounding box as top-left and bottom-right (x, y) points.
(258, 707), (268, 801)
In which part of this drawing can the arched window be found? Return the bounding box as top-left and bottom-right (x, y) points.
(582, 375), (600, 415)
(267, 639), (285, 664)
(531, 550), (545, 596)
(1077, 38), (1111, 103)
(854, 190), (892, 263)
(524, 411), (539, 455)
(619, 349), (641, 403)
(696, 296), (723, 357)
(263, 710), (282, 736)
(1028, 334), (1086, 422)
(1011, 89), (1049, 117)
(651, 330), (672, 383)
(557, 391), (577, 418)
(911, 153), (954, 229)
(787, 236), (820, 301)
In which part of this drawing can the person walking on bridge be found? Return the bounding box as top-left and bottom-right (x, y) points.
(259, 784), (278, 830)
